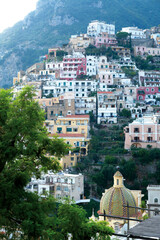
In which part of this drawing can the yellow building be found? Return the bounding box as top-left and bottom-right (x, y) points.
(46, 115), (90, 168)
(13, 71), (25, 85)
(99, 171), (143, 231)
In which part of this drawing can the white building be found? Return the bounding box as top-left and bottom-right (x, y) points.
(26, 172), (84, 202)
(75, 97), (96, 115)
(42, 79), (98, 98)
(147, 185), (160, 217)
(121, 27), (146, 39)
(86, 56), (98, 76)
(97, 91), (117, 124)
(87, 20), (115, 37)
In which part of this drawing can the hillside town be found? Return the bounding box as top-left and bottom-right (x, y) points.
(9, 20), (160, 238)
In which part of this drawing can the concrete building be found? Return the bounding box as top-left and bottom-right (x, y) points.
(44, 93), (75, 120)
(26, 172), (84, 202)
(97, 91), (117, 124)
(147, 185), (160, 217)
(87, 20), (115, 37)
(121, 27), (146, 39)
(124, 114), (160, 149)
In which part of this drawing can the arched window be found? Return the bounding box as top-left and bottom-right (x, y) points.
(154, 198), (158, 203)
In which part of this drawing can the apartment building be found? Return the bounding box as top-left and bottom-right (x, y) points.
(86, 55), (98, 76)
(42, 79), (97, 98)
(121, 27), (146, 39)
(87, 20), (115, 36)
(98, 56), (121, 86)
(44, 93), (75, 120)
(139, 70), (160, 87)
(137, 86), (160, 102)
(111, 46), (131, 57)
(60, 53), (87, 80)
(75, 97), (96, 115)
(46, 115), (90, 168)
(69, 34), (94, 50)
(124, 114), (160, 149)
(94, 32), (117, 48)
(26, 172), (84, 202)
(97, 91), (117, 124)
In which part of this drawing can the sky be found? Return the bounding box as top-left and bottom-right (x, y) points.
(0, 0), (38, 33)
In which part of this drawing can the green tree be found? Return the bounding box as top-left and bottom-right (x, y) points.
(0, 86), (69, 238)
(58, 202), (114, 240)
(119, 108), (131, 118)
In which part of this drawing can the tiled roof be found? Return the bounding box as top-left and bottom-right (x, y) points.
(64, 115), (89, 118)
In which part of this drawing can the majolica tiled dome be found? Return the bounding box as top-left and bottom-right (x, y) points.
(100, 171), (137, 217)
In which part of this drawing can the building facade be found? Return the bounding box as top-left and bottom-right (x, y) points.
(147, 185), (160, 217)
(124, 114), (160, 149)
(87, 20), (115, 36)
(26, 172), (84, 202)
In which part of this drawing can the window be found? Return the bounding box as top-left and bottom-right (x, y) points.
(117, 179), (119, 185)
(67, 128), (72, 132)
(71, 157), (74, 161)
(148, 128), (151, 133)
(154, 198), (158, 203)
(134, 128), (139, 133)
(56, 185), (61, 191)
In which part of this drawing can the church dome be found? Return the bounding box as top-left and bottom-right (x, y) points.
(100, 171), (137, 217)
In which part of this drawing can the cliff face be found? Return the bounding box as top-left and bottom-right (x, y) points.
(0, 0), (159, 88)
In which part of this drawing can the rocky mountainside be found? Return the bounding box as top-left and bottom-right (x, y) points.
(0, 0), (159, 88)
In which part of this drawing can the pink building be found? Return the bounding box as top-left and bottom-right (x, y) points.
(60, 54), (87, 81)
(134, 46), (160, 57)
(94, 32), (117, 48)
(137, 86), (160, 101)
(124, 115), (160, 149)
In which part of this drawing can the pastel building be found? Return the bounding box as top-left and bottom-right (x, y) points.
(94, 32), (117, 48)
(69, 34), (94, 50)
(60, 53), (87, 81)
(87, 20), (115, 37)
(134, 46), (160, 57)
(124, 114), (160, 149)
(137, 86), (160, 102)
(46, 115), (90, 168)
(99, 171), (143, 231)
(98, 56), (121, 86)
